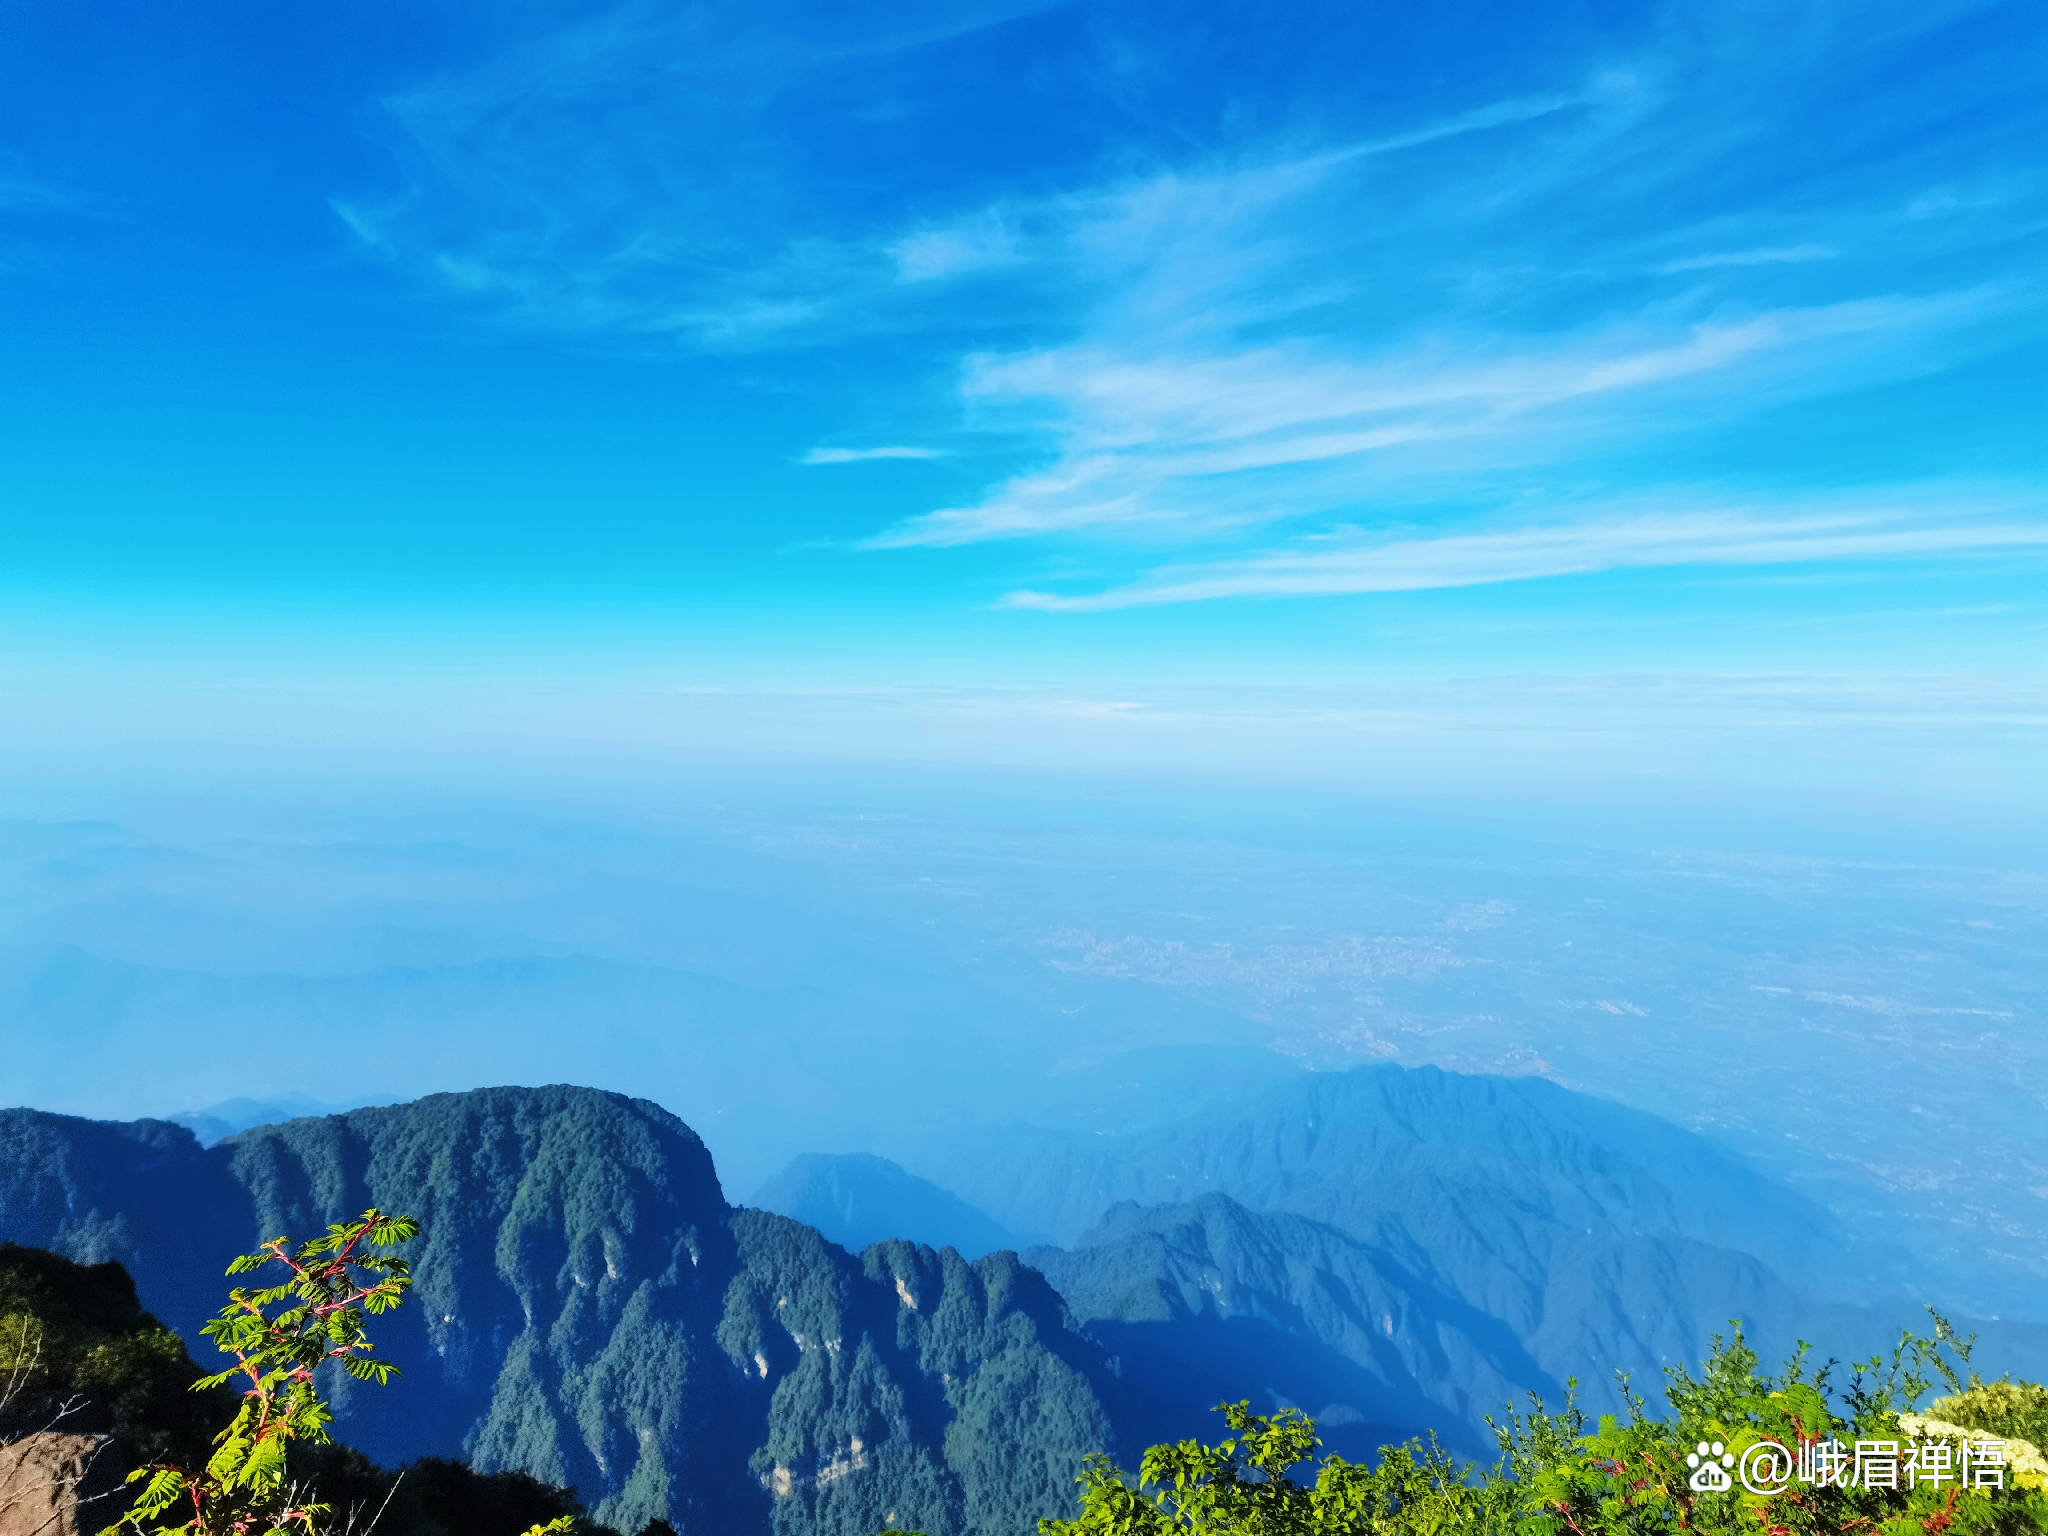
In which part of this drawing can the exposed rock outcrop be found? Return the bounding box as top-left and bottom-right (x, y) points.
(0, 1433), (115, 1536)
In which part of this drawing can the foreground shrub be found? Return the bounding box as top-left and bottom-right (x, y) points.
(101, 1210), (578, 1536)
(1030, 1321), (2048, 1535)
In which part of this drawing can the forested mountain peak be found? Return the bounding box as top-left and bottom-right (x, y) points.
(0, 1086), (1115, 1535)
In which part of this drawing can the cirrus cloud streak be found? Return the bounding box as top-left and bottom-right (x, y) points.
(1001, 497), (2048, 610)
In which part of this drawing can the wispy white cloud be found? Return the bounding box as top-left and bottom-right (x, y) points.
(335, 34), (1604, 346)
(849, 53), (2036, 558)
(999, 493), (2048, 610)
(1656, 243), (1838, 273)
(880, 89), (1588, 292)
(865, 292), (1983, 549)
(801, 445), (946, 464)
(330, 0), (2047, 624)
(0, 177), (74, 212)
(890, 214), (1023, 283)
(1904, 178), (2037, 222)
(0, 149), (82, 214)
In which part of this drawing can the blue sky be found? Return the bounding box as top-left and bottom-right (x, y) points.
(3, 0), (2045, 811)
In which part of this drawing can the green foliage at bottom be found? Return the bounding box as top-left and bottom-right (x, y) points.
(1926, 1383), (2048, 1465)
(1, 1241), (613, 1536)
(1028, 1324), (2048, 1536)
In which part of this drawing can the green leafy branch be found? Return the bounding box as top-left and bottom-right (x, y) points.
(100, 1210), (573, 1536)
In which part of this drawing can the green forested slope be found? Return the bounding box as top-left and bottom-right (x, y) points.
(718, 1218), (1110, 1536)
(0, 1089), (1117, 1536)
(1025, 1194), (1543, 1460)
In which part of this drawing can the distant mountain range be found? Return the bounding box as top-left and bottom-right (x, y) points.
(4, 1070), (2043, 1534)
(922, 1064), (1855, 1262)
(772, 1066), (2048, 1441)
(751, 1153), (1018, 1257)
(170, 1092), (402, 1145)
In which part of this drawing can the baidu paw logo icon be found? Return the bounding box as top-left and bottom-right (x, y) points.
(1687, 1440), (1735, 1492)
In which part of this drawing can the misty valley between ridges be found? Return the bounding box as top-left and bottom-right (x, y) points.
(3, 1075), (2045, 1536)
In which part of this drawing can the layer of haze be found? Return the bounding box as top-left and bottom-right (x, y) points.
(3, 776), (2044, 1321)
(1, 0), (2043, 1328)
